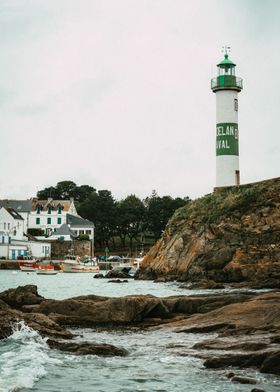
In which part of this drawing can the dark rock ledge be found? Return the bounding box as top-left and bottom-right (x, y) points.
(0, 284), (280, 377)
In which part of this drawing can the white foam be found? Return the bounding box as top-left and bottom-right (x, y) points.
(0, 320), (61, 392)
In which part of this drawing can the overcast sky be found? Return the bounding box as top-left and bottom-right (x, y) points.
(0, 0), (279, 201)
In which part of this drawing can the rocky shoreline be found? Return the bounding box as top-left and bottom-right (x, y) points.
(0, 284), (279, 386)
(136, 177), (280, 291)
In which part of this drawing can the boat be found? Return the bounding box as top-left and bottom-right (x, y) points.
(111, 257), (143, 276)
(18, 260), (38, 272)
(61, 255), (100, 273)
(36, 265), (58, 275)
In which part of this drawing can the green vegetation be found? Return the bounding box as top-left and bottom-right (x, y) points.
(171, 183), (264, 226)
(27, 228), (44, 236)
(37, 181), (189, 251)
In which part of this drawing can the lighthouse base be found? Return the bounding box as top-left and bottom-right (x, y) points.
(216, 155), (240, 187)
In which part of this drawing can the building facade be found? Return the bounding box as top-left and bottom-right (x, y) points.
(0, 206), (51, 259)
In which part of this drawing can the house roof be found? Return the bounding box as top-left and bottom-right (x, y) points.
(0, 206), (24, 220)
(49, 224), (77, 239)
(66, 213), (94, 228)
(5, 207), (24, 220)
(32, 199), (73, 212)
(0, 199), (33, 213)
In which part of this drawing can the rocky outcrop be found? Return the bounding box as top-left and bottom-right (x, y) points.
(136, 177), (280, 287)
(1, 285), (280, 374)
(47, 339), (128, 356)
(164, 291), (280, 376)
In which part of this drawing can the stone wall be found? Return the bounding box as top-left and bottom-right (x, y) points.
(50, 240), (92, 259)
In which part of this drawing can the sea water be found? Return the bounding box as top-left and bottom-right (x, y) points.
(0, 271), (279, 392)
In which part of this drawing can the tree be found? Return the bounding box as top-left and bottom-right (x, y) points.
(116, 195), (146, 249)
(144, 191), (189, 240)
(37, 181), (96, 204)
(78, 190), (117, 247)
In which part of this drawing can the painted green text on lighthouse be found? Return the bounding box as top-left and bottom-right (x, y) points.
(216, 122), (239, 156)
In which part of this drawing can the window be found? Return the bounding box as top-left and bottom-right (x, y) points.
(36, 206), (41, 214)
(2, 236), (4, 244)
(36, 218), (40, 225)
(57, 217), (62, 225)
(79, 230), (85, 235)
(86, 230), (91, 235)
(234, 98), (238, 111)
(235, 170), (240, 185)
(58, 206), (62, 214)
(48, 206), (52, 214)
(47, 217), (51, 224)
(4, 223), (6, 230)
(7, 223), (10, 230)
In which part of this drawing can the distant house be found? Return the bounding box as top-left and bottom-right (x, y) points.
(0, 199), (32, 233)
(66, 214), (94, 240)
(0, 197), (94, 256)
(0, 206), (51, 259)
(48, 224), (78, 241)
(29, 198), (78, 235)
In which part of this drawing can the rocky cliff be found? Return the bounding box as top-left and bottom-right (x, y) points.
(137, 177), (280, 287)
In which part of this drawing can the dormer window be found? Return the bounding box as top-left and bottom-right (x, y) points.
(48, 206), (52, 214)
(36, 206), (41, 214)
(58, 205), (62, 214)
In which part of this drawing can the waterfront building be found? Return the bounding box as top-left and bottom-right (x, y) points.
(0, 206), (51, 259)
(211, 48), (243, 187)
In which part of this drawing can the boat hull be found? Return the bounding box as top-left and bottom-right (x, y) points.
(18, 262), (38, 272)
(36, 266), (58, 275)
(62, 262), (99, 273)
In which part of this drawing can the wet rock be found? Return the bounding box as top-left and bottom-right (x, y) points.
(260, 350), (280, 375)
(226, 372), (235, 378)
(231, 376), (258, 384)
(0, 285), (44, 309)
(188, 280), (225, 289)
(93, 273), (104, 279)
(108, 279), (128, 283)
(193, 340), (268, 352)
(251, 389), (266, 392)
(47, 339), (128, 356)
(105, 270), (131, 279)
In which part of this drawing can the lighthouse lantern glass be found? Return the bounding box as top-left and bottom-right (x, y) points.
(218, 65), (235, 76)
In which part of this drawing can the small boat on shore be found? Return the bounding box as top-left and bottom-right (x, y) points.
(36, 265), (58, 275)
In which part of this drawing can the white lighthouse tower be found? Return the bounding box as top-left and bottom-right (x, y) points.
(211, 48), (243, 187)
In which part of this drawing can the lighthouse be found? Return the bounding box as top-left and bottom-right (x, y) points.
(211, 48), (243, 187)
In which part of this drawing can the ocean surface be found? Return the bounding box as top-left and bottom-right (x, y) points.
(0, 270), (279, 392)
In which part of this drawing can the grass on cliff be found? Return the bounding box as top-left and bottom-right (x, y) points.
(169, 179), (276, 226)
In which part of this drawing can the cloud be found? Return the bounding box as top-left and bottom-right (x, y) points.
(0, 0), (279, 201)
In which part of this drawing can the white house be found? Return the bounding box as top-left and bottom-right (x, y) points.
(0, 197), (94, 256)
(0, 206), (51, 260)
(0, 199), (32, 233)
(29, 198), (78, 235)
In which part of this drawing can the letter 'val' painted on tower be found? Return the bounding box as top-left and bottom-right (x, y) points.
(216, 123), (239, 156)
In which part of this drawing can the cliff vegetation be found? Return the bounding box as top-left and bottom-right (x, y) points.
(137, 177), (280, 287)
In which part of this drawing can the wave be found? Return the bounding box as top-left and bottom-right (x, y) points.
(0, 320), (61, 392)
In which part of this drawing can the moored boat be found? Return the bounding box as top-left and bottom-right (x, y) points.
(61, 255), (99, 273)
(36, 265), (58, 275)
(18, 261), (38, 272)
(111, 257), (143, 276)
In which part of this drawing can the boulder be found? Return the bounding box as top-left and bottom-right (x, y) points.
(0, 285), (44, 309)
(47, 339), (128, 356)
